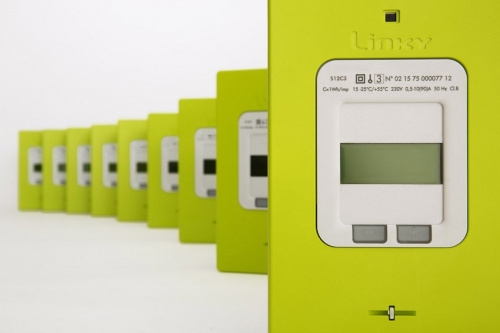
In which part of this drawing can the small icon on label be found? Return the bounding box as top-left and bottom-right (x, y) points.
(368, 74), (373, 84)
(355, 74), (366, 84)
(374, 74), (384, 84)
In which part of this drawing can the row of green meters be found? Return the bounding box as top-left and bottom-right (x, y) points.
(19, 67), (451, 278)
(18, 69), (269, 275)
(18, 1), (500, 331)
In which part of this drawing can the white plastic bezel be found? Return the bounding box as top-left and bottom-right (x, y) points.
(129, 140), (148, 190)
(52, 146), (66, 186)
(316, 59), (468, 248)
(195, 128), (216, 198)
(161, 136), (179, 193)
(28, 147), (42, 186)
(238, 111), (268, 210)
(102, 143), (117, 188)
(77, 145), (91, 187)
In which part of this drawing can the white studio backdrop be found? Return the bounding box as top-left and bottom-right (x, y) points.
(0, 0), (268, 212)
(0, 3), (268, 332)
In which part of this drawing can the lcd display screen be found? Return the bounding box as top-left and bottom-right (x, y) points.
(136, 162), (147, 173)
(83, 163), (91, 173)
(168, 161), (178, 174)
(34, 164), (42, 172)
(250, 155), (268, 177)
(58, 164), (66, 172)
(108, 163), (117, 173)
(340, 143), (442, 184)
(203, 159), (216, 175)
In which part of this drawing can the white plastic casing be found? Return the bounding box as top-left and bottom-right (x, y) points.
(77, 145), (91, 187)
(238, 111), (268, 210)
(102, 143), (117, 188)
(195, 128), (216, 198)
(130, 140), (148, 190)
(52, 146), (66, 186)
(316, 59), (468, 248)
(28, 147), (42, 186)
(161, 136), (179, 193)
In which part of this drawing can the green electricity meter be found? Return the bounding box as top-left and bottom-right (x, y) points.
(90, 125), (117, 217)
(19, 131), (42, 211)
(66, 128), (91, 214)
(147, 113), (179, 228)
(117, 120), (147, 222)
(178, 99), (217, 243)
(269, 1), (500, 332)
(41, 130), (66, 212)
(216, 69), (268, 274)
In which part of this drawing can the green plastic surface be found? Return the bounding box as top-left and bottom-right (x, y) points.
(18, 131), (42, 211)
(90, 125), (117, 217)
(216, 69), (268, 274)
(147, 113), (179, 228)
(117, 120), (147, 222)
(269, 1), (500, 332)
(340, 143), (442, 184)
(41, 130), (66, 212)
(178, 99), (216, 243)
(66, 128), (91, 214)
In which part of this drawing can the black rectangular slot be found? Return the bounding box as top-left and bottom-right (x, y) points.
(168, 161), (178, 174)
(136, 162), (147, 173)
(250, 155), (268, 177)
(108, 163), (117, 173)
(203, 159), (216, 175)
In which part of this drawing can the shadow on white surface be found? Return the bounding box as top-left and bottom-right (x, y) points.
(0, 211), (267, 333)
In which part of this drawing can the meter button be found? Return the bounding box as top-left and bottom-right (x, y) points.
(397, 225), (432, 244)
(352, 225), (387, 244)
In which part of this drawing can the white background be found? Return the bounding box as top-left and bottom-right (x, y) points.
(0, 0), (267, 211)
(0, 1), (268, 332)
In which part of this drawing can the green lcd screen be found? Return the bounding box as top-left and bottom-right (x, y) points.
(340, 143), (442, 184)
